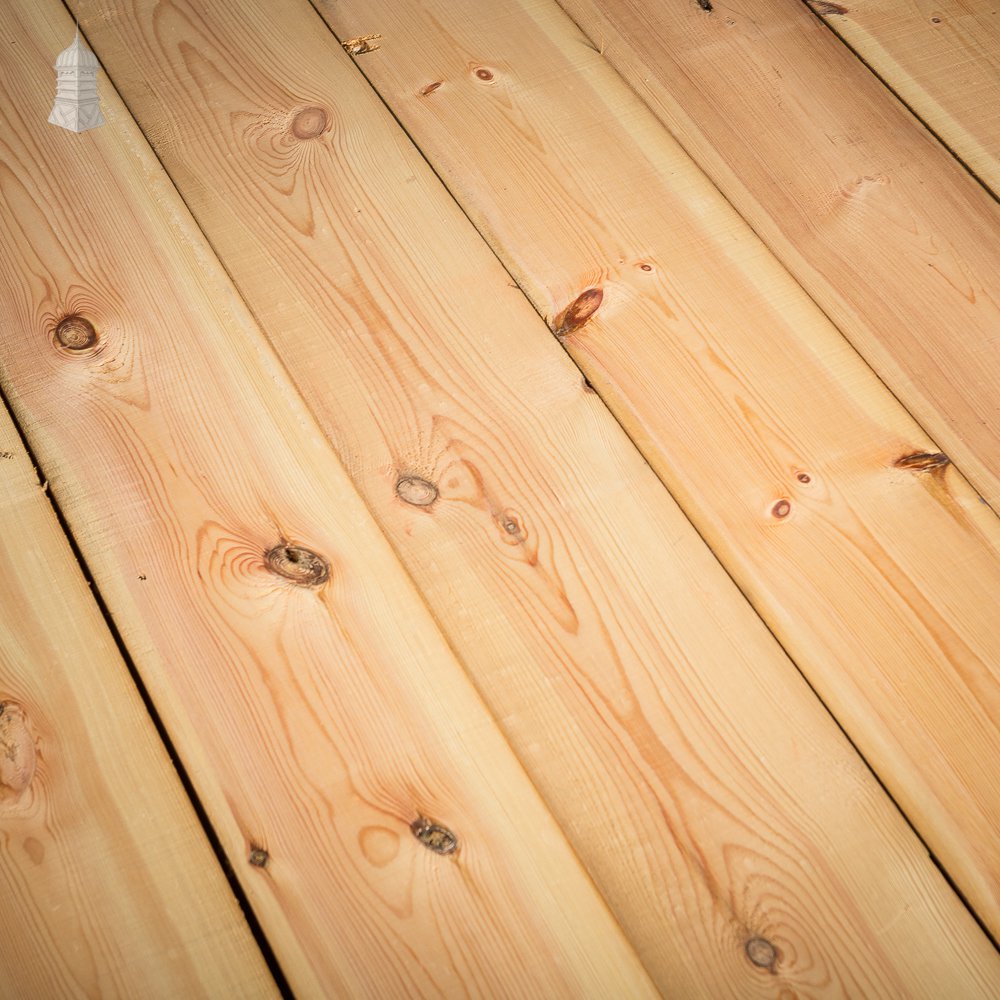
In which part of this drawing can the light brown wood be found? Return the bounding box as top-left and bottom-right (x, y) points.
(314, 0), (1000, 940)
(65, 0), (1000, 995)
(0, 400), (276, 998)
(0, 5), (658, 996)
(805, 0), (1000, 194)
(556, 0), (1000, 511)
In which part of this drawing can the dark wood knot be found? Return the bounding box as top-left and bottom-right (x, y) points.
(498, 509), (526, 543)
(411, 817), (458, 855)
(265, 544), (329, 586)
(807, 0), (849, 14)
(248, 846), (269, 868)
(54, 315), (97, 351)
(894, 451), (949, 473)
(552, 287), (603, 337)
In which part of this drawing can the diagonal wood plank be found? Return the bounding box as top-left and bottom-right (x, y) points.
(71, 0), (1000, 994)
(314, 0), (1000, 942)
(0, 5), (660, 996)
(0, 401), (276, 998)
(556, 0), (1000, 511)
(804, 0), (1000, 195)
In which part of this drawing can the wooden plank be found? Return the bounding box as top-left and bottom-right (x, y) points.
(314, 0), (1000, 941)
(0, 5), (659, 997)
(554, 0), (1000, 509)
(804, 0), (1000, 194)
(70, 0), (1000, 994)
(0, 402), (276, 998)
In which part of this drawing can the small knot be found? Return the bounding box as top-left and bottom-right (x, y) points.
(420, 81), (442, 96)
(411, 817), (458, 855)
(0, 701), (37, 801)
(498, 509), (526, 543)
(771, 499), (791, 519)
(552, 287), (604, 337)
(894, 451), (949, 473)
(54, 315), (97, 351)
(475, 67), (494, 81)
(290, 106), (329, 140)
(342, 33), (382, 56)
(745, 936), (778, 970)
(248, 846), (269, 868)
(396, 475), (438, 507)
(796, 472), (811, 484)
(265, 543), (329, 586)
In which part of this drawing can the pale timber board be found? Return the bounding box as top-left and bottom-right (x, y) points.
(555, 0), (1000, 510)
(806, 0), (1000, 195)
(69, 0), (1000, 995)
(0, 6), (659, 997)
(0, 403), (276, 998)
(315, 0), (1000, 940)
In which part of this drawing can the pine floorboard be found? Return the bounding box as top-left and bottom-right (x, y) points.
(0, 3), (659, 996)
(0, 387), (276, 999)
(314, 0), (1000, 942)
(1, 0), (998, 995)
(65, 0), (1000, 993)
(804, 0), (1000, 195)
(557, 0), (1000, 511)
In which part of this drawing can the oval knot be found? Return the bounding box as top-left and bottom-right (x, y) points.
(745, 936), (777, 970)
(552, 287), (603, 337)
(290, 106), (329, 140)
(265, 544), (330, 586)
(54, 315), (97, 351)
(894, 451), (949, 473)
(396, 475), (438, 507)
(411, 817), (458, 855)
(0, 701), (37, 801)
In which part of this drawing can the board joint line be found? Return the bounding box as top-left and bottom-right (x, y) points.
(797, 0), (1000, 209)
(309, 0), (1000, 943)
(548, 0), (1000, 517)
(1, 337), (295, 1000)
(55, 4), (640, 971)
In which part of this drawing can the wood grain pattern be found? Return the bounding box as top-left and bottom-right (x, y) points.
(0, 5), (658, 997)
(557, 0), (1000, 510)
(314, 0), (1000, 940)
(804, 0), (1000, 193)
(68, 0), (1000, 994)
(0, 401), (276, 998)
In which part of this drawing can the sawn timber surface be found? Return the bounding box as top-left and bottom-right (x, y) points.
(806, 0), (1000, 195)
(64, 0), (1000, 996)
(0, 3), (659, 997)
(558, 0), (1000, 510)
(0, 396), (276, 998)
(317, 0), (1000, 941)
